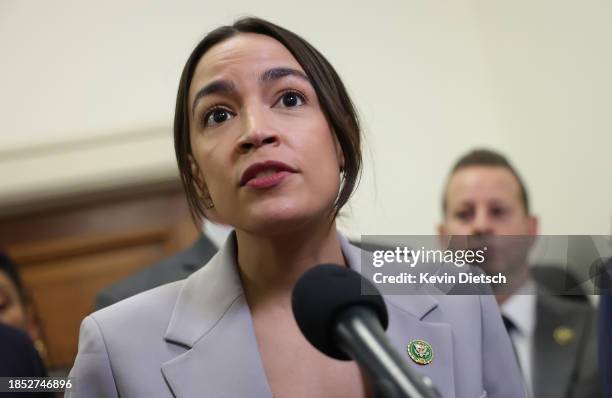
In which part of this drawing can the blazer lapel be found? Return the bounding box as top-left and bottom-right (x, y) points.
(341, 236), (455, 398)
(162, 233), (454, 397)
(384, 294), (455, 398)
(161, 295), (272, 398)
(161, 233), (272, 398)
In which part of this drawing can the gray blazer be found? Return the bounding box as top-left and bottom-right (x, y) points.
(94, 235), (217, 310)
(68, 234), (525, 398)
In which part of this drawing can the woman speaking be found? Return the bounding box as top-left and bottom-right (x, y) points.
(68, 17), (524, 398)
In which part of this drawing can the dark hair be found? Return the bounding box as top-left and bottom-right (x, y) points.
(174, 17), (361, 223)
(0, 251), (26, 302)
(442, 148), (530, 214)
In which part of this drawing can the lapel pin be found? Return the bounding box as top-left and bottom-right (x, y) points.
(407, 339), (434, 365)
(553, 326), (574, 346)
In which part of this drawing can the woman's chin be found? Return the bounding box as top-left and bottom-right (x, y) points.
(240, 204), (327, 236)
(246, 213), (308, 236)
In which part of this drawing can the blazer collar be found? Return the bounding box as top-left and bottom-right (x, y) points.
(161, 232), (441, 397)
(164, 232), (439, 346)
(164, 232), (243, 347)
(161, 232), (272, 397)
(340, 234), (439, 320)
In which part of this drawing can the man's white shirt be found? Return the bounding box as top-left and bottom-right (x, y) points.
(501, 279), (536, 398)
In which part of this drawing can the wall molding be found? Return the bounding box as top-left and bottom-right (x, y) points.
(0, 125), (178, 213)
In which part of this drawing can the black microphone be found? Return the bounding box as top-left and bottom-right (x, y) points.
(292, 264), (441, 398)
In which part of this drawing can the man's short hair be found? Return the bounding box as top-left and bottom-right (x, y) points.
(442, 148), (530, 214)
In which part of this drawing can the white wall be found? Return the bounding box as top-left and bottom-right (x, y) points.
(1, 0), (610, 235)
(470, 0), (612, 235)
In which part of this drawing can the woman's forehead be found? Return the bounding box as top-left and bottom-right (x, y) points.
(189, 33), (304, 98)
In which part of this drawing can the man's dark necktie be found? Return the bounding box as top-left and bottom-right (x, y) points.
(502, 315), (522, 369)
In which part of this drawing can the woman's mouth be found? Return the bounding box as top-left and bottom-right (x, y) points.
(240, 160), (297, 189)
(245, 170), (293, 189)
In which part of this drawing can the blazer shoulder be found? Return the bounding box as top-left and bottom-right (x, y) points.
(67, 316), (119, 398)
(70, 280), (191, 397)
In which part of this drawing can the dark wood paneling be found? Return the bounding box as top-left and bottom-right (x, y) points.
(0, 182), (199, 370)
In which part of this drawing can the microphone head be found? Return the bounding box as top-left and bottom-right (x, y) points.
(291, 264), (388, 360)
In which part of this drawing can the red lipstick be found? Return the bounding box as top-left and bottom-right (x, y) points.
(240, 160), (297, 189)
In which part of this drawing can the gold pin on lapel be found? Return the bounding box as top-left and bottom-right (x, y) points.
(553, 326), (574, 346)
(407, 339), (434, 365)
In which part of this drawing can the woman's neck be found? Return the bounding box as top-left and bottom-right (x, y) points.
(236, 220), (346, 307)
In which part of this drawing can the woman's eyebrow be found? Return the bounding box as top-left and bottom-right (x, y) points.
(191, 80), (236, 117)
(191, 68), (309, 117)
(260, 67), (309, 83)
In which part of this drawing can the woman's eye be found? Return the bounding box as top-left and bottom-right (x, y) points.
(203, 108), (234, 127)
(275, 91), (305, 108)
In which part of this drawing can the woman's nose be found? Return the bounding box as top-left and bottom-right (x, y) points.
(237, 108), (279, 153)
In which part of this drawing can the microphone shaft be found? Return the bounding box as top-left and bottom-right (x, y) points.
(335, 307), (441, 398)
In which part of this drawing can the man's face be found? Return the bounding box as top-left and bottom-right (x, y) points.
(438, 166), (538, 276)
(440, 166), (537, 236)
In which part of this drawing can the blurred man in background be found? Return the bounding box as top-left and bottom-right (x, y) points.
(95, 222), (231, 310)
(600, 257), (612, 397)
(437, 149), (600, 398)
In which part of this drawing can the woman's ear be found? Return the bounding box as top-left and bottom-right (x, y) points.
(188, 155), (214, 209)
(188, 155), (204, 191)
(332, 135), (345, 172)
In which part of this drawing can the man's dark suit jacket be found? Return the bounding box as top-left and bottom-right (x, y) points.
(599, 260), (612, 397)
(600, 293), (611, 397)
(532, 286), (600, 398)
(95, 235), (217, 310)
(0, 323), (53, 397)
